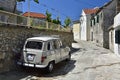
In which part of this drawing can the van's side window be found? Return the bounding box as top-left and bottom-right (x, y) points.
(57, 40), (62, 48)
(53, 41), (57, 49)
(47, 42), (51, 50)
(53, 40), (60, 49)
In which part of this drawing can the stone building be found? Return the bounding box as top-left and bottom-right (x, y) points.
(0, 0), (16, 12)
(73, 20), (81, 40)
(90, 0), (120, 49)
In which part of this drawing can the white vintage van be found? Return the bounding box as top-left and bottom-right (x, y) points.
(17, 36), (71, 72)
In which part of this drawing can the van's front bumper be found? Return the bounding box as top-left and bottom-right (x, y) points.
(17, 61), (48, 68)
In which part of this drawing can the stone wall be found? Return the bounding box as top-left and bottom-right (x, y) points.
(0, 0), (16, 12)
(92, 0), (117, 49)
(92, 11), (104, 47)
(103, 0), (117, 49)
(0, 25), (73, 73)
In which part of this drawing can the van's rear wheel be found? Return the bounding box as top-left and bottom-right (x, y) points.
(46, 62), (54, 73)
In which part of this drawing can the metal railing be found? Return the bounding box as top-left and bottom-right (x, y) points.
(0, 10), (71, 32)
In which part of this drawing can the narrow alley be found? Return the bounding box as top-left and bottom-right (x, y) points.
(55, 41), (120, 80)
(1, 41), (120, 80)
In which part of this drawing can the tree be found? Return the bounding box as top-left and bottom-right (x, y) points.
(52, 19), (57, 24)
(64, 17), (71, 27)
(13, 0), (39, 13)
(46, 10), (52, 22)
(52, 17), (61, 25)
(56, 17), (61, 25)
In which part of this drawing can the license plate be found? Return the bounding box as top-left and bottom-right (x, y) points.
(27, 54), (35, 61)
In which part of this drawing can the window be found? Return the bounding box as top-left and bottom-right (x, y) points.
(53, 40), (60, 49)
(101, 13), (102, 18)
(93, 18), (95, 25)
(90, 20), (92, 27)
(57, 40), (62, 48)
(47, 42), (51, 50)
(97, 15), (99, 23)
(26, 41), (42, 49)
(115, 30), (120, 44)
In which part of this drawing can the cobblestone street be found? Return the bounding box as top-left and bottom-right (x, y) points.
(1, 41), (120, 80)
(55, 41), (120, 80)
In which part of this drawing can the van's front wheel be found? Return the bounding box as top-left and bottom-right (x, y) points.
(46, 62), (54, 73)
(66, 53), (71, 61)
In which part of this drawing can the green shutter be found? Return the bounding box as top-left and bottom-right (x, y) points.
(90, 20), (92, 27)
(97, 15), (99, 23)
(94, 18), (95, 25)
(115, 30), (120, 44)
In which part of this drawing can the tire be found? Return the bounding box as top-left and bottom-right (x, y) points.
(46, 62), (54, 73)
(66, 53), (71, 61)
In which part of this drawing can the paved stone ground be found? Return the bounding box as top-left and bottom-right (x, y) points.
(55, 41), (120, 80)
(0, 41), (120, 80)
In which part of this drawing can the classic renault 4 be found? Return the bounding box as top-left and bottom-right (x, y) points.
(17, 36), (71, 72)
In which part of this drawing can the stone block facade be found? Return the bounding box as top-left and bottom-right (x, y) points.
(0, 0), (16, 12)
(90, 0), (118, 49)
(0, 25), (73, 73)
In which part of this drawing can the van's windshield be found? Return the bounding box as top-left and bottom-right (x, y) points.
(25, 41), (43, 50)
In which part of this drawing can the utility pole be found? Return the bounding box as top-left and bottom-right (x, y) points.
(27, 0), (31, 27)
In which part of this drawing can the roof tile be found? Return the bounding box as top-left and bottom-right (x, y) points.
(83, 8), (99, 14)
(23, 12), (46, 19)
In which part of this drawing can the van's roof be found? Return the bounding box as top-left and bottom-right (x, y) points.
(27, 36), (60, 41)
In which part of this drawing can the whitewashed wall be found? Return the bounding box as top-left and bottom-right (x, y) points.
(73, 23), (80, 40)
(80, 10), (87, 41)
(114, 13), (120, 56)
(80, 10), (91, 41)
(114, 13), (120, 28)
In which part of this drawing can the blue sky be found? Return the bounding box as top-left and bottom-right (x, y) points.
(20, 0), (110, 24)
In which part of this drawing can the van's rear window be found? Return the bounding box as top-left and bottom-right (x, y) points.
(26, 41), (42, 49)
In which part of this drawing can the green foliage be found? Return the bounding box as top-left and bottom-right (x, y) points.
(56, 17), (61, 25)
(34, 0), (39, 3)
(52, 17), (61, 25)
(46, 10), (61, 24)
(52, 19), (57, 24)
(46, 10), (52, 22)
(64, 17), (71, 27)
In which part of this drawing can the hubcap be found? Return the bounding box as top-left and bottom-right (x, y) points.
(49, 63), (53, 72)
